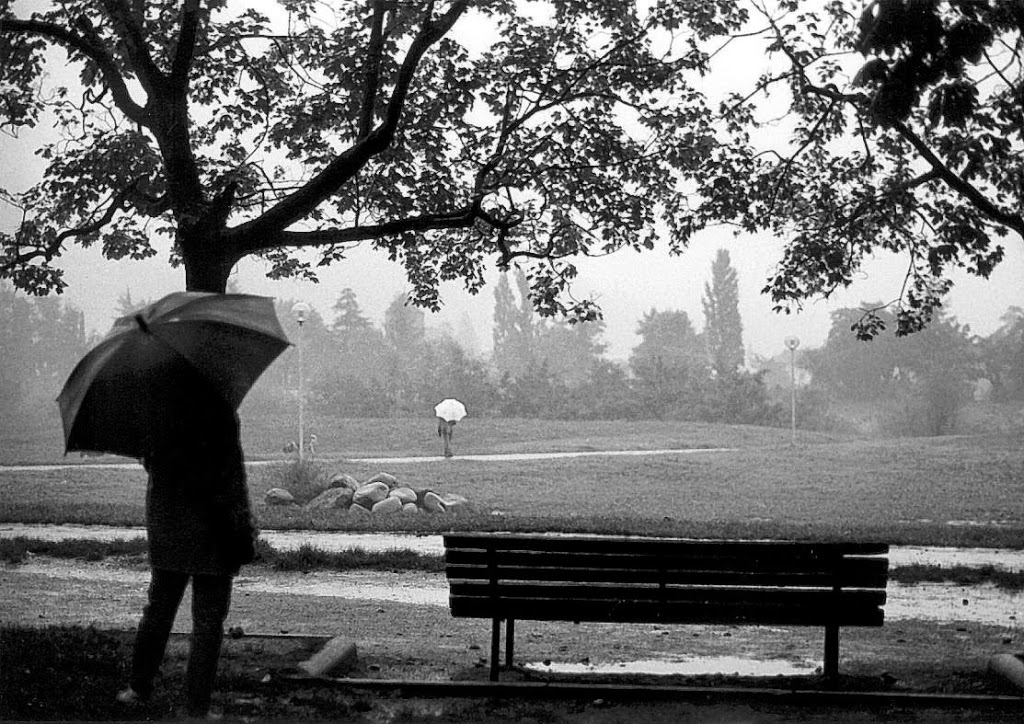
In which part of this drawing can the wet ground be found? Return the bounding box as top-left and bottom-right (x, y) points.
(4, 523), (1023, 628)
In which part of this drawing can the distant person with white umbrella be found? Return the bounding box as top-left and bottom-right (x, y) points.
(434, 398), (467, 458)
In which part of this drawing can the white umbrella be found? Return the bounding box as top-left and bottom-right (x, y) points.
(434, 398), (467, 422)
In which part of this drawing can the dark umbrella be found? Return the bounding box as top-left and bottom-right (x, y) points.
(57, 291), (291, 458)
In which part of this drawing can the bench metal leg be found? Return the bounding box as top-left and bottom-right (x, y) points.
(490, 618), (501, 681)
(824, 624), (839, 678)
(505, 618), (515, 669)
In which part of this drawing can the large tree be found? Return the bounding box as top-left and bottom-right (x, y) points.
(0, 0), (736, 319)
(702, 248), (744, 377)
(690, 0), (1023, 337)
(491, 267), (536, 380)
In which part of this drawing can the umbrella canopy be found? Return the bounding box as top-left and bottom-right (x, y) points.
(434, 398), (467, 423)
(57, 291), (290, 458)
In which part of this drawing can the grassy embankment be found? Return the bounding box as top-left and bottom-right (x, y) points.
(2, 410), (1022, 585)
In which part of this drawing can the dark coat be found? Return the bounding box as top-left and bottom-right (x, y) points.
(142, 407), (256, 576)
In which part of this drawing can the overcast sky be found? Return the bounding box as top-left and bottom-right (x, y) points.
(2, 2), (1022, 362)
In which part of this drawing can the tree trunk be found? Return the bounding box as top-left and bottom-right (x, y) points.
(180, 226), (236, 294)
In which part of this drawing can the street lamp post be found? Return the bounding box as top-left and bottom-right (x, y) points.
(291, 302), (311, 462)
(784, 336), (800, 446)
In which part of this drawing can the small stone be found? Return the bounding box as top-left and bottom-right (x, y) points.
(264, 488), (296, 506)
(305, 487), (353, 510)
(371, 496), (402, 515)
(353, 482), (389, 507)
(389, 487), (417, 505)
(401, 503), (419, 514)
(423, 491), (447, 513)
(365, 472), (398, 487)
(329, 473), (360, 490)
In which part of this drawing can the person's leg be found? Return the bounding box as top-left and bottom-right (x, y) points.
(441, 421), (453, 457)
(129, 568), (189, 698)
(184, 574), (233, 717)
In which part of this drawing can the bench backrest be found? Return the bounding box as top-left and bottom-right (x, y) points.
(444, 533), (889, 627)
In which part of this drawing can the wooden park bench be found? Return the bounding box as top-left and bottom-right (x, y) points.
(443, 533), (889, 681)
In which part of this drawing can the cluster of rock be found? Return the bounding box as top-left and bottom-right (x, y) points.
(264, 471), (469, 515)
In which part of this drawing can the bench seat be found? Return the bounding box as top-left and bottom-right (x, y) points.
(444, 533), (889, 680)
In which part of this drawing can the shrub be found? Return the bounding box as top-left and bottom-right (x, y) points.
(276, 457), (331, 504)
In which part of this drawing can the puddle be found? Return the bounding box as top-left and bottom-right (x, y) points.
(523, 656), (819, 677)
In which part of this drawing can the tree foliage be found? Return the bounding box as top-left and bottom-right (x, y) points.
(0, 0), (742, 320)
(3, 1), (1015, 339)
(690, 0), (1023, 338)
(0, 282), (91, 408)
(806, 302), (980, 434)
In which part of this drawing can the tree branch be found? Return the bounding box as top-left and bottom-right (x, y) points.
(260, 203), (485, 253)
(0, 17), (148, 125)
(52, 179), (139, 247)
(169, 0), (201, 94)
(97, 0), (165, 94)
(358, 0), (389, 139)
(889, 117), (1024, 239)
(230, 1), (468, 244)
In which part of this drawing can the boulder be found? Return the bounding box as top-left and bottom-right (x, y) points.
(422, 491), (447, 513)
(265, 488), (296, 506)
(388, 487), (417, 505)
(352, 482), (389, 508)
(371, 497), (402, 515)
(329, 473), (361, 491)
(305, 487), (353, 510)
(401, 503), (420, 514)
(442, 493), (470, 514)
(364, 472), (398, 487)
(348, 503), (371, 515)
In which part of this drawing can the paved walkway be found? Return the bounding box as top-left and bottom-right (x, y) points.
(0, 446), (736, 472)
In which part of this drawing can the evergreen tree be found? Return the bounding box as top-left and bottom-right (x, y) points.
(331, 288), (373, 334)
(384, 292), (426, 349)
(492, 268), (537, 380)
(702, 249), (744, 377)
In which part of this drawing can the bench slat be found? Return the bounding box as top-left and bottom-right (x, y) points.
(449, 596), (885, 626)
(445, 548), (889, 570)
(444, 534), (889, 558)
(448, 581), (886, 607)
(445, 563), (888, 588)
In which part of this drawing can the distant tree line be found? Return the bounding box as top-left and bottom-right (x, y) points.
(4, 249), (1022, 438)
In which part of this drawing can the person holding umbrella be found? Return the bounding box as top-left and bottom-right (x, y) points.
(117, 384), (257, 718)
(434, 398), (467, 458)
(57, 292), (289, 719)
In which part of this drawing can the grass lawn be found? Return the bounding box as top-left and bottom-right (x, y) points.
(1, 411), (1022, 547)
